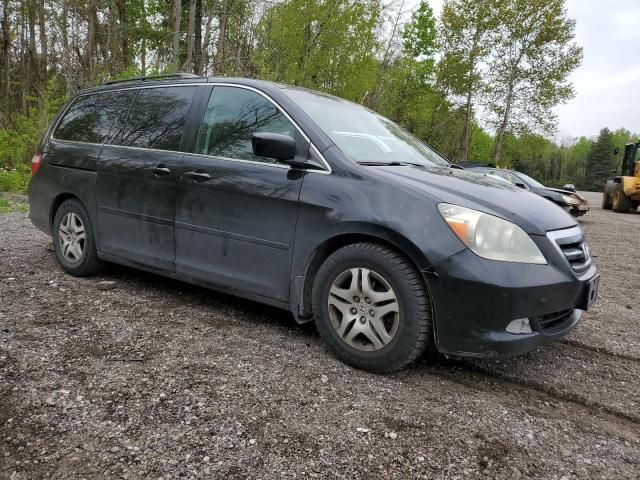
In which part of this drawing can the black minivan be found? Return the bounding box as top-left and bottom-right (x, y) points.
(28, 74), (599, 372)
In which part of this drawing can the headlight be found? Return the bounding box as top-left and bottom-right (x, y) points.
(561, 194), (581, 206)
(437, 203), (547, 264)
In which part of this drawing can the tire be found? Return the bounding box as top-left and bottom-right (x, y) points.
(601, 192), (612, 210)
(52, 198), (104, 276)
(312, 243), (432, 373)
(611, 184), (634, 213)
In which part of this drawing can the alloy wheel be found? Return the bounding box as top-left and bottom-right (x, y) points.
(58, 212), (86, 263)
(327, 267), (400, 351)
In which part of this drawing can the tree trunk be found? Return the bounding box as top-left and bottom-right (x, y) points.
(27, 0), (37, 89)
(38, 0), (47, 83)
(105, 2), (114, 75)
(172, 0), (182, 71)
(117, 0), (129, 71)
(202, 13), (214, 74)
(86, 0), (97, 82)
(1, 0), (10, 110)
(459, 25), (481, 163)
(140, 0), (147, 75)
(213, 3), (227, 75)
(493, 80), (515, 165)
(194, 0), (202, 74)
(185, 0), (196, 71)
(460, 84), (473, 162)
(20, 13), (27, 112)
(60, 0), (72, 94)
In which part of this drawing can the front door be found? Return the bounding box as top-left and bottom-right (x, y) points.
(96, 86), (198, 271)
(175, 85), (307, 301)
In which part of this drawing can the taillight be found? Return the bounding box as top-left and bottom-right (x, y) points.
(31, 153), (43, 175)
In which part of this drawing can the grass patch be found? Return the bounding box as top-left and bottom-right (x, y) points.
(0, 170), (30, 194)
(0, 197), (29, 213)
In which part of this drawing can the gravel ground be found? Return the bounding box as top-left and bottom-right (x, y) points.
(1, 192), (639, 479)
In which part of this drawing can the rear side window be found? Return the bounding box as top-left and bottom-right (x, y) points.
(119, 86), (197, 151)
(54, 91), (136, 144)
(196, 86), (295, 163)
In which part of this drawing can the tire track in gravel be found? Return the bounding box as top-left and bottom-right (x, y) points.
(560, 338), (640, 364)
(412, 361), (640, 444)
(439, 341), (640, 426)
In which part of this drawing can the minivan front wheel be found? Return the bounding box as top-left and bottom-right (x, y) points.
(312, 243), (432, 372)
(52, 199), (103, 276)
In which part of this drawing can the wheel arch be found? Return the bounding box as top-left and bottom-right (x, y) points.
(294, 226), (432, 322)
(49, 193), (81, 231)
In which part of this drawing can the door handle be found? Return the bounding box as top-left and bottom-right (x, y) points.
(183, 170), (211, 182)
(152, 165), (171, 177)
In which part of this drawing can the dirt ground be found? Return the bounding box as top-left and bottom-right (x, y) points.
(1, 191), (639, 479)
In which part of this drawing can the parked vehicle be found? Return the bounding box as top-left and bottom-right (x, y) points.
(469, 167), (589, 217)
(28, 74), (599, 372)
(602, 143), (640, 212)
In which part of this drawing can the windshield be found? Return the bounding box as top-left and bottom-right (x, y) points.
(514, 172), (545, 189)
(283, 88), (450, 167)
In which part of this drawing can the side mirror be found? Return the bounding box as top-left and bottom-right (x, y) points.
(563, 183), (576, 192)
(515, 182), (526, 189)
(252, 132), (296, 162)
(613, 147), (620, 156)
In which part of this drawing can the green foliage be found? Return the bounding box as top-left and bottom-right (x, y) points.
(402, 1), (437, 60)
(468, 126), (494, 162)
(0, 171), (30, 194)
(0, 196), (29, 213)
(487, 0), (582, 161)
(0, 81), (67, 172)
(0, 0), (631, 195)
(584, 128), (615, 191)
(254, 0), (380, 101)
(563, 136), (590, 185)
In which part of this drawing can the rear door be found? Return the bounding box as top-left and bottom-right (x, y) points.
(96, 86), (198, 271)
(175, 85), (308, 301)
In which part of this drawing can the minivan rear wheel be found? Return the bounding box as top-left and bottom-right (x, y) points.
(312, 243), (432, 372)
(52, 199), (103, 276)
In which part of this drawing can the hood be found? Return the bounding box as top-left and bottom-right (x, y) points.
(371, 165), (577, 235)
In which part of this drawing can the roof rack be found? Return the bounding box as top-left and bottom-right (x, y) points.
(102, 72), (201, 86)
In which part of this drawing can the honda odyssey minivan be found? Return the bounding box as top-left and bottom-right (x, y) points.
(28, 73), (599, 372)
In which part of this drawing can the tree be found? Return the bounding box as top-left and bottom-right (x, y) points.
(402, 0), (436, 60)
(565, 136), (590, 186)
(172, 0), (182, 71)
(185, 0), (196, 69)
(373, 1), (461, 158)
(254, 0), (380, 101)
(193, 0), (203, 74)
(86, 0), (98, 82)
(584, 128), (614, 191)
(487, 0), (582, 163)
(437, 0), (497, 162)
(1, 0), (10, 116)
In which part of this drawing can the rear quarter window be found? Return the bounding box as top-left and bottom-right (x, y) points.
(54, 91), (136, 144)
(118, 86), (197, 151)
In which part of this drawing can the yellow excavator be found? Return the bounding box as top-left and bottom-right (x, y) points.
(602, 142), (640, 212)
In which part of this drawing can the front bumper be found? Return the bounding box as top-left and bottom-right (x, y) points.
(566, 203), (589, 217)
(427, 234), (597, 358)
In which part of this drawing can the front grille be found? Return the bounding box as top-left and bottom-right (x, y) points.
(531, 308), (575, 333)
(550, 227), (592, 275)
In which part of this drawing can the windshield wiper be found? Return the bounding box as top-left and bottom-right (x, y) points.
(449, 163), (465, 169)
(357, 161), (424, 167)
